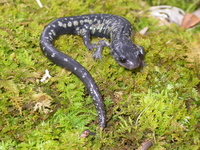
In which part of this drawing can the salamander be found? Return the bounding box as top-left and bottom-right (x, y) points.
(40, 14), (145, 129)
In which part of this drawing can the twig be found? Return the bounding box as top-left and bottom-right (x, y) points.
(36, 0), (43, 8)
(135, 101), (153, 126)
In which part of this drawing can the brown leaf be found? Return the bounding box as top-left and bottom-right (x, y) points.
(181, 12), (200, 28)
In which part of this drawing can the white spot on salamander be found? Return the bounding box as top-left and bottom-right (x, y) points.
(76, 27), (80, 31)
(63, 23), (67, 28)
(68, 21), (72, 27)
(74, 67), (77, 70)
(48, 35), (53, 41)
(82, 72), (87, 78)
(64, 58), (68, 62)
(91, 27), (96, 34)
(88, 20), (93, 24)
(73, 20), (78, 26)
(51, 53), (55, 57)
(58, 21), (63, 27)
(50, 29), (56, 36)
(80, 20), (84, 25)
(58, 21), (66, 28)
(93, 17), (97, 22)
(90, 88), (94, 94)
(84, 19), (89, 23)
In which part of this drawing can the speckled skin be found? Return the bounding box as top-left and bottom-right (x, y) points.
(40, 14), (145, 128)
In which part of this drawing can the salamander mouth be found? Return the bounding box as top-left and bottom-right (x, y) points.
(118, 60), (141, 70)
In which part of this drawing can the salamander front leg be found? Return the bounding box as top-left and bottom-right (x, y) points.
(81, 29), (97, 52)
(81, 29), (110, 60)
(92, 40), (110, 60)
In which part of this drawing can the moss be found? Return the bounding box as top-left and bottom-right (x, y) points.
(0, 0), (199, 149)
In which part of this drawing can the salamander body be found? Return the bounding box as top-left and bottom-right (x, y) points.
(40, 14), (145, 129)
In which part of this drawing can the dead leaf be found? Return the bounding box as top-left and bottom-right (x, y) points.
(139, 27), (149, 35)
(149, 5), (185, 26)
(181, 13), (200, 28)
(193, 8), (200, 18)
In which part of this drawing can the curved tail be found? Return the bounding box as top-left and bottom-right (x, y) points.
(40, 21), (106, 128)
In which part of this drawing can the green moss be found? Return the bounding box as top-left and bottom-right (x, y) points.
(146, 0), (199, 12)
(0, 0), (199, 149)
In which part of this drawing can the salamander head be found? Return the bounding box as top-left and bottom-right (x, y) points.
(111, 40), (145, 70)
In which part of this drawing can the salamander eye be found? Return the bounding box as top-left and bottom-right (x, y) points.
(119, 56), (127, 63)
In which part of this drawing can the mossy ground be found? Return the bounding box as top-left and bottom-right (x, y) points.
(0, 0), (199, 149)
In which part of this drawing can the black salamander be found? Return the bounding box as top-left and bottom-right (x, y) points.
(40, 14), (145, 129)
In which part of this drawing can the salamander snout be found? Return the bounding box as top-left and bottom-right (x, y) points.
(112, 43), (145, 70)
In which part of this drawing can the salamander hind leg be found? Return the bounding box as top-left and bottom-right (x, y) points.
(93, 40), (110, 60)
